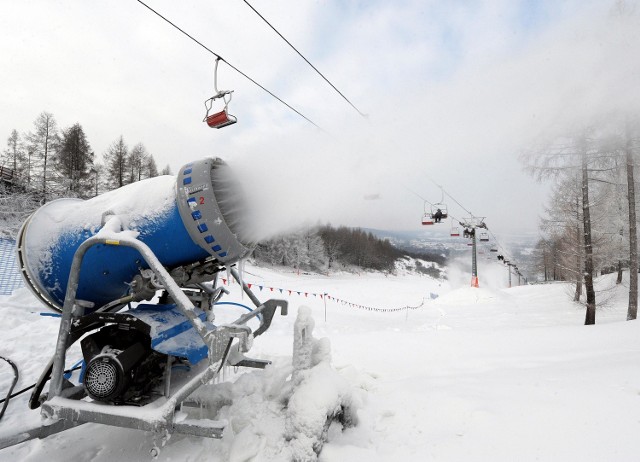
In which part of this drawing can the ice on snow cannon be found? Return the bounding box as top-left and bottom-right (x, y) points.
(17, 157), (252, 312)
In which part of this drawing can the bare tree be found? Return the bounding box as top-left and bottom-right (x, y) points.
(56, 123), (94, 197)
(127, 143), (148, 183)
(538, 176), (584, 296)
(625, 119), (638, 319)
(145, 153), (159, 179)
(88, 163), (104, 197)
(579, 139), (597, 324)
(522, 130), (600, 324)
(2, 130), (26, 183)
(103, 136), (129, 189)
(26, 112), (60, 201)
(161, 164), (172, 176)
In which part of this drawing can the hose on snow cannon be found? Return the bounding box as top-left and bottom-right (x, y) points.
(17, 157), (253, 313)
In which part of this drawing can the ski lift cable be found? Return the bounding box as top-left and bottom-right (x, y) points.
(422, 171), (475, 217)
(486, 227), (510, 260)
(406, 187), (462, 223)
(486, 227), (526, 279)
(240, 0), (367, 118)
(405, 186), (432, 206)
(135, 0), (322, 130)
(444, 189), (474, 218)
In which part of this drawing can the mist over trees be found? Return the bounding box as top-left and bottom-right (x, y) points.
(523, 114), (640, 324)
(252, 224), (445, 276)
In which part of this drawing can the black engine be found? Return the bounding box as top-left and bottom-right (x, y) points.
(81, 325), (165, 404)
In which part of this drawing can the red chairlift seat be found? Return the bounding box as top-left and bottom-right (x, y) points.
(203, 93), (237, 129)
(205, 107), (237, 129)
(422, 214), (434, 225)
(450, 226), (460, 237)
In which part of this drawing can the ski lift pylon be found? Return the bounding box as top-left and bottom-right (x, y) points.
(203, 58), (237, 129)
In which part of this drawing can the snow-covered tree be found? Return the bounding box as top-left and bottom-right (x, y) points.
(25, 111), (60, 201)
(1, 129), (27, 186)
(127, 143), (148, 183)
(55, 123), (94, 197)
(523, 129), (602, 324)
(103, 136), (128, 189)
(145, 154), (159, 179)
(0, 183), (41, 238)
(623, 120), (638, 320)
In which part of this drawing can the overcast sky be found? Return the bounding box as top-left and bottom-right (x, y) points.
(2, 0), (640, 241)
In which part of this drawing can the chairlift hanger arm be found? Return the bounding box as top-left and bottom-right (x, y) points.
(212, 57), (234, 100)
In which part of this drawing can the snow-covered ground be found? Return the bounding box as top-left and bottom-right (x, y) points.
(1, 259), (640, 461)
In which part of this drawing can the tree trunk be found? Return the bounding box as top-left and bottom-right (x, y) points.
(543, 247), (548, 282)
(581, 148), (596, 325)
(42, 123), (49, 202)
(574, 199), (582, 302)
(626, 124), (638, 320)
(617, 260), (623, 285)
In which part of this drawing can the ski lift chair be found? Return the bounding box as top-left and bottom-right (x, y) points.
(450, 226), (460, 237)
(422, 213), (434, 225)
(203, 58), (237, 129)
(430, 203), (448, 220)
(479, 232), (489, 242)
(204, 92), (237, 128)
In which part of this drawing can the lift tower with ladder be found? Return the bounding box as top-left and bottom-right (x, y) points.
(459, 217), (487, 288)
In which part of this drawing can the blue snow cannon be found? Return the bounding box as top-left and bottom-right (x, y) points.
(17, 157), (253, 312)
(12, 156), (287, 438)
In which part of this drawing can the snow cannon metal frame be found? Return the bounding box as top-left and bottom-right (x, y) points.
(2, 158), (288, 450)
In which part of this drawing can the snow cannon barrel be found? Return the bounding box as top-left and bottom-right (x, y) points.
(17, 157), (253, 312)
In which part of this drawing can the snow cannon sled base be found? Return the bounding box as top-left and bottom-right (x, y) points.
(2, 234), (287, 449)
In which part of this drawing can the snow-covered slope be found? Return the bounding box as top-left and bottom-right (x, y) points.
(1, 263), (639, 461)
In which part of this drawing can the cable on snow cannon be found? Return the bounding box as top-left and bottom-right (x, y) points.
(4, 157), (288, 450)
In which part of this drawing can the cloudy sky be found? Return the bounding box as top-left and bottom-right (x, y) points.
(2, 0), (640, 240)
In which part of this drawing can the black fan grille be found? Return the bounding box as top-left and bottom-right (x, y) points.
(85, 360), (118, 399)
